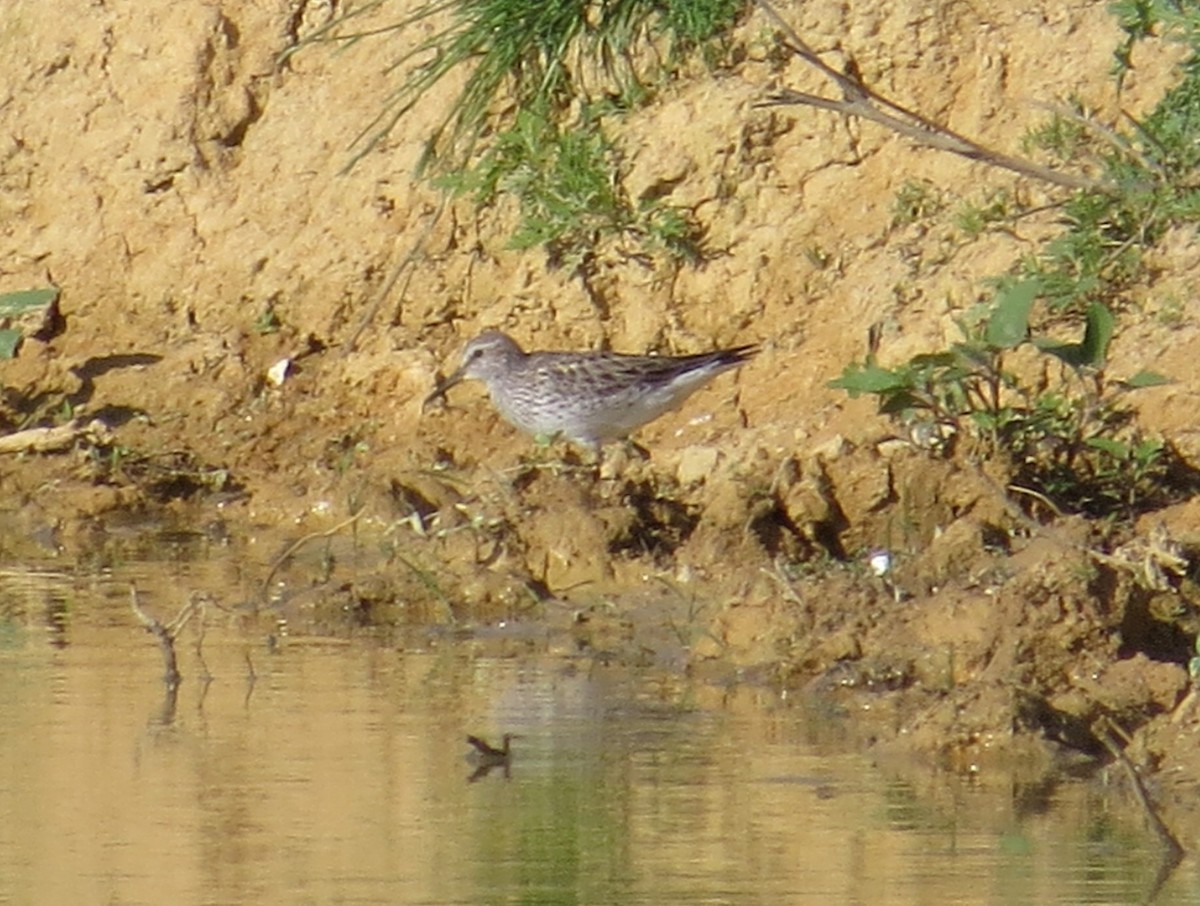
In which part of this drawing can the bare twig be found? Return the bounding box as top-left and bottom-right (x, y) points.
(1005, 483), (1065, 518)
(753, 0), (1100, 192)
(341, 193), (449, 356)
(129, 585), (212, 689)
(0, 419), (113, 455)
(193, 600), (213, 684)
(1094, 716), (1185, 860)
(259, 510), (365, 602)
(1170, 686), (1199, 724)
(130, 585), (180, 689)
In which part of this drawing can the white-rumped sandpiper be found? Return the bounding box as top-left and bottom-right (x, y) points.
(425, 330), (756, 452)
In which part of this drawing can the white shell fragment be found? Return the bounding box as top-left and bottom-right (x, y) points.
(266, 357), (292, 387)
(868, 550), (892, 577)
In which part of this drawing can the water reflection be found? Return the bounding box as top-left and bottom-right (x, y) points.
(0, 559), (1193, 905)
(465, 734), (519, 783)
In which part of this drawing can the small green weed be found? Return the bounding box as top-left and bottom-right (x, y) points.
(1015, 9), (1200, 312)
(891, 179), (943, 226)
(293, 0), (745, 171)
(830, 278), (1184, 518)
(323, 426), (376, 476)
(439, 106), (702, 268)
(290, 0), (735, 272)
(661, 0), (744, 47)
(1020, 98), (1094, 164)
(254, 305), (282, 335)
(954, 189), (1015, 239)
(1155, 294), (1185, 328)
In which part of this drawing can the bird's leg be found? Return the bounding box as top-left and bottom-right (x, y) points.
(524, 432), (588, 477)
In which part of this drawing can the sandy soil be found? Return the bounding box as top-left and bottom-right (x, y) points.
(6, 0), (1200, 836)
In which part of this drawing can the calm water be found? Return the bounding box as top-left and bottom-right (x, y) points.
(0, 539), (1193, 905)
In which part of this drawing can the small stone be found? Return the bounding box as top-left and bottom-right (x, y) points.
(676, 445), (720, 486)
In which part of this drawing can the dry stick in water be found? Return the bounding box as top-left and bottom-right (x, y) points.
(753, 0), (1101, 192)
(1093, 716), (1185, 879)
(129, 584), (207, 689)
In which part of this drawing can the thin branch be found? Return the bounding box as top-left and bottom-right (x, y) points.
(342, 192), (449, 356)
(1094, 717), (1185, 863)
(192, 596), (213, 684)
(753, 0), (1101, 192)
(130, 585), (182, 689)
(259, 510), (364, 603)
(129, 586), (213, 690)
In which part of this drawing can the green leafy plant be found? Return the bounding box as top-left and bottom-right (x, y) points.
(254, 304), (282, 335)
(891, 179), (943, 226)
(830, 278), (1181, 517)
(1016, 8), (1200, 312)
(439, 106), (701, 268)
(1110, 0), (1200, 84)
(290, 0), (736, 273)
(292, 0), (744, 171)
(1020, 97), (1093, 164)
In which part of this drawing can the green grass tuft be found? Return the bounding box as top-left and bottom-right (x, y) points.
(295, 0), (745, 172)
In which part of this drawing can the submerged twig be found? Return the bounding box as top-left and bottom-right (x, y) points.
(753, 0), (1099, 191)
(1094, 717), (1185, 861)
(259, 510), (364, 603)
(130, 585), (180, 689)
(194, 602), (213, 685)
(129, 585), (209, 689)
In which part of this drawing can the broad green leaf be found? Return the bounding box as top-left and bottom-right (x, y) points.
(1079, 302), (1115, 366)
(0, 328), (21, 359)
(1085, 436), (1129, 457)
(985, 279), (1040, 349)
(1037, 303), (1116, 369)
(1123, 370), (1171, 389)
(828, 363), (911, 395)
(0, 287), (58, 317)
(1035, 338), (1086, 367)
(1133, 439), (1165, 462)
(879, 391), (928, 414)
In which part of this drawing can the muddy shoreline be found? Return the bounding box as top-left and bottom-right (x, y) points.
(4, 0), (1200, 853)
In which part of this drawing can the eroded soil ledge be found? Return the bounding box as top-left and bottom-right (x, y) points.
(5, 0), (1200, 842)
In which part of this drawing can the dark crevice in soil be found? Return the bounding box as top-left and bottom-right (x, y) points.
(609, 478), (699, 560)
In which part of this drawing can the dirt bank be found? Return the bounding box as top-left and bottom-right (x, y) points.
(5, 0), (1200, 837)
